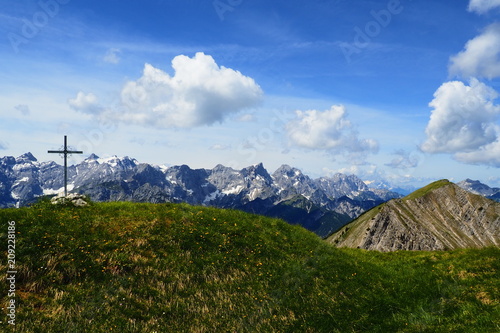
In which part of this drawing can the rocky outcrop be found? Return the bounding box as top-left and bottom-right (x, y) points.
(51, 193), (90, 207)
(327, 180), (500, 251)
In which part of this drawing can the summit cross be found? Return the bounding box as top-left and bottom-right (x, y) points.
(48, 135), (83, 197)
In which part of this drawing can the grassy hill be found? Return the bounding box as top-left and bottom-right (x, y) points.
(327, 180), (500, 252)
(0, 200), (499, 332)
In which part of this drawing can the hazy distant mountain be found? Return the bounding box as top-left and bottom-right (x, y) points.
(363, 179), (417, 196)
(327, 180), (500, 251)
(0, 153), (405, 237)
(457, 179), (500, 202)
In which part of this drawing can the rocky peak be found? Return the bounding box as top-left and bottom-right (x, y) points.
(212, 164), (234, 173)
(16, 152), (37, 163)
(272, 164), (319, 200)
(457, 178), (499, 197)
(327, 180), (500, 252)
(100, 156), (137, 170)
(0, 156), (16, 167)
(166, 165), (211, 191)
(132, 164), (166, 186)
(316, 173), (368, 199)
(273, 165), (313, 185)
(273, 164), (298, 177)
(86, 153), (100, 161)
(241, 163), (272, 181)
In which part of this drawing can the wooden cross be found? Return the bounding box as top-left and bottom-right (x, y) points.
(48, 135), (83, 197)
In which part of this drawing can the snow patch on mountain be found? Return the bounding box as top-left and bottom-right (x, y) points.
(222, 185), (244, 195)
(0, 152), (422, 235)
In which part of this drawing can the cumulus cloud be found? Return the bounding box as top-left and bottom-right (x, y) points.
(117, 52), (262, 128)
(468, 0), (500, 14)
(449, 23), (500, 79)
(455, 139), (500, 167)
(68, 92), (102, 115)
(421, 79), (500, 166)
(421, 79), (500, 154)
(285, 105), (378, 155)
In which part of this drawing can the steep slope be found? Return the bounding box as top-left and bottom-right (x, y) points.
(327, 180), (500, 251)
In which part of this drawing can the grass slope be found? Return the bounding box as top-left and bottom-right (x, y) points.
(0, 200), (499, 332)
(403, 179), (451, 201)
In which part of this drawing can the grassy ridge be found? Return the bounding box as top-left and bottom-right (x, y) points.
(403, 179), (451, 201)
(0, 200), (499, 332)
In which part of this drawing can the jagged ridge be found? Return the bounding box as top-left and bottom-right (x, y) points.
(0, 153), (401, 237)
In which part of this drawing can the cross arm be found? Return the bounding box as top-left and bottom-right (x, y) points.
(48, 150), (83, 154)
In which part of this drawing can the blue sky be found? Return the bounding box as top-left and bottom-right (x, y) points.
(2, 0), (500, 189)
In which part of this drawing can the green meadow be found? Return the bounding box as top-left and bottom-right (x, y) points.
(1, 200), (498, 332)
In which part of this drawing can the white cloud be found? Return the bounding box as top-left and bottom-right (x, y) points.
(0, 141), (8, 150)
(455, 139), (500, 167)
(468, 0), (500, 14)
(103, 48), (121, 64)
(285, 105), (378, 154)
(68, 92), (102, 115)
(117, 52), (263, 128)
(421, 79), (500, 165)
(449, 23), (500, 79)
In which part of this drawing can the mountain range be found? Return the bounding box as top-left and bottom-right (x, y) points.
(2, 152), (499, 239)
(327, 180), (500, 251)
(0, 152), (402, 237)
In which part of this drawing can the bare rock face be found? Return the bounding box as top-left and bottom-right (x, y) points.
(327, 180), (500, 252)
